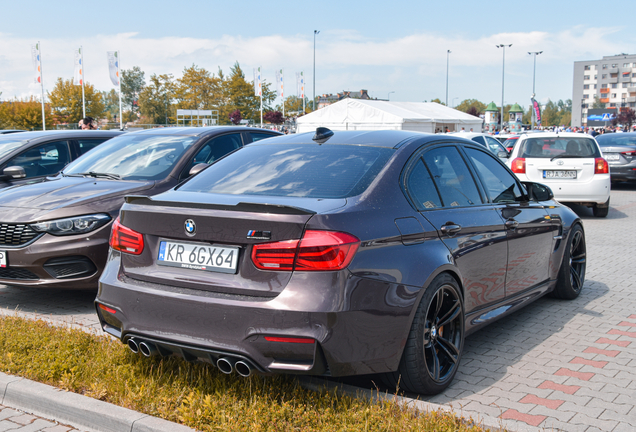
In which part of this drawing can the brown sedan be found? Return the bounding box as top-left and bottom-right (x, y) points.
(0, 127), (280, 289)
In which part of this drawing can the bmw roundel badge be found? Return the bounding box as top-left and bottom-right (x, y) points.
(184, 219), (196, 236)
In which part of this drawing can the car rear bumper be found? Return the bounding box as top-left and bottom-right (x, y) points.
(0, 224), (111, 290)
(609, 164), (636, 181)
(96, 251), (419, 377)
(515, 173), (610, 205)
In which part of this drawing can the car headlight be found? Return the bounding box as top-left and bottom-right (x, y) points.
(30, 214), (111, 236)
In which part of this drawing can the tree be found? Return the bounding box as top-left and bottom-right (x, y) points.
(263, 111), (283, 124)
(277, 95), (312, 116)
(175, 65), (222, 112)
(229, 109), (242, 125)
(101, 89), (120, 121)
(0, 97), (53, 130)
(431, 98), (446, 106)
(592, 96), (606, 109)
(48, 78), (105, 125)
(466, 106), (480, 117)
(612, 108), (636, 128)
(121, 66), (146, 114)
(541, 100), (559, 126)
(220, 62), (276, 125)
(138, 74), (176, 124)
(455, 99), (486, 116)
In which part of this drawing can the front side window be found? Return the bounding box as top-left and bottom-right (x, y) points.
(6, 141), (70, 178)
(179, 144), (394, 199)
(465, 148), (524, 203)
(421, 146), (482, 207)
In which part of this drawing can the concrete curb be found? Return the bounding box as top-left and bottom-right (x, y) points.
(0, 372), (195, 432)
(298, 377), (545, 432)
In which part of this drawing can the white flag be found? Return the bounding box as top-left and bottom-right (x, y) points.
(275, 69), (283, 98)
(300, 71), (305, 98)
(31, 43), (42, 84)
(73, 48), (83, 85)
(253, 67), (261, 96)
(107, 51), (119, 86)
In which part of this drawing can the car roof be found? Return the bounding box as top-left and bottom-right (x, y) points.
(127, 126), (276, 137)
(596, 132), (636, 141)
(447, 132), (494, 139)
(249, 129), (434, 148)
(0, 130), (123, 142)
(516, 132), (594, 139)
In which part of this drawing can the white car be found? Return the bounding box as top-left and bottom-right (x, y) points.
(506, 132), (611, 217)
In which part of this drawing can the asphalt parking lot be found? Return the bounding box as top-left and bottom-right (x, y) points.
(1, 183), (635, 431)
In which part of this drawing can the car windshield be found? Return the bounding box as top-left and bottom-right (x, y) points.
(178, 143), (394, 199)
(0, 140), (26, 158)
(596, 134), (636, 146)
(63, 134), (197, 180)
(521, 137), (601, 159)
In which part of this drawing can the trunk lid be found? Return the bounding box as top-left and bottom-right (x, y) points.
(118, 192), (347, 297)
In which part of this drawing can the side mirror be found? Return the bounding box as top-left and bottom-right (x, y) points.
(522, 181), (554, 201)
(3, 166), (26, 179)
(188, 163), (209, 177)
(497, 150), (510, 159)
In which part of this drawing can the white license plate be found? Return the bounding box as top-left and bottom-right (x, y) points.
(0, 250), (6, 268)
(157, 241), (238, 274)
(604, 153), (620, 161)
(544, 170), (577, 179)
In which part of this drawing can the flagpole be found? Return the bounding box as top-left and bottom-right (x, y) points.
(80, 47), (86, 118)
(282, 69), (285, 120)
(39, 42), (46, 131)
(118, 51), (123, 130)
(302, 72), (305, 114)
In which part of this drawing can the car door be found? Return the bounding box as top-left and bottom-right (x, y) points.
(411, 144), (508, 314)
(1, 140), (71, 186)
(463, 146), (556, 297)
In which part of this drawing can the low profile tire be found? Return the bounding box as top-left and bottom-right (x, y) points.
(593, 199), (609, 217)
(383, 273), (464, 395)
(551, 224), (586, 300)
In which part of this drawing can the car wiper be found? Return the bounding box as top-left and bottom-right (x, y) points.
(64, 172), (122, 180)
(550, 154), (585, 162)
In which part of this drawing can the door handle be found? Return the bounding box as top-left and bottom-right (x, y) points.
(505, 219), (519, 229)
(440, 224), (462, 235)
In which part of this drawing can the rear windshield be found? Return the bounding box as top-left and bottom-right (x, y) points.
(178, 144), (394, 198)
(596, 134), (636, 146)
(521, 137), (600, 158)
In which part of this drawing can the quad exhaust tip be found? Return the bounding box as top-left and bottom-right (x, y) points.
(127, 338), (139, 354)
(217, 357), (236, 374)
(139, 341), (158, 357)
(235, 361), (252, 377)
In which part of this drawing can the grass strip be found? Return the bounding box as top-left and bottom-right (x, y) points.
(0, 315), (486, 431)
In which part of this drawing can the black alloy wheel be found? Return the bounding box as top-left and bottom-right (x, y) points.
(384, 273), (464, 395)
(551, 224), (586, 299)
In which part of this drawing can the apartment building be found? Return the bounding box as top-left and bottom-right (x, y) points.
(572, 53), (636, 127)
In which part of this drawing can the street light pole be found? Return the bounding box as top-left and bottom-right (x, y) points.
(528, 51), (543, 130)
(496, 44), (512, 131)
(446, 50), (451, 106)
(388, 91), (395, 101)
(313, 30), (320, 110)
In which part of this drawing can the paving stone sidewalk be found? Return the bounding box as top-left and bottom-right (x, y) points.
(0, 404), (78, 432)
(0, 185), (634, 431)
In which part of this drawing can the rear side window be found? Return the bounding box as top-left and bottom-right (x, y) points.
(250, 132), (277, 143)
(422, 146), (482, 207)
(521, 137), (601, 158)
(77, 139), (108, 155)
(178, 144), (394, 198)
(406, 159), (442, 209)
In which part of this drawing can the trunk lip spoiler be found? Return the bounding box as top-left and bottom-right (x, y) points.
(124, 195), (317, 215)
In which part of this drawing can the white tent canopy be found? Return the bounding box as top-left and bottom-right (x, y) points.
(296, 99), (483, 134)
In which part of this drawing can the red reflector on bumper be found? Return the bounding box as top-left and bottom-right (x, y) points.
(98, 303), (117, 314)
(264, 336), (314, 344)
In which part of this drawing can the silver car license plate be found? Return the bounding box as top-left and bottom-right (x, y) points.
(604, 153), (620, 161)
(544, 170), (577, 179)
(0, 250), (6, 267)
(157, 240), (238, 274)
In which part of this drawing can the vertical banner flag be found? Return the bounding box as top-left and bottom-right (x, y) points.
(31, 44), (42, 84)
(300, 71), (305, 98)
(73, 48), (83, 85)
(276, 69), (283, 98)
(107, 51), (120, 85)
(253, 67), (262, 96)
(531, 98), (542, 126)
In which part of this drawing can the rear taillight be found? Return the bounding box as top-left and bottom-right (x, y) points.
(251, 230), (360, 272)
(109, 217), (144, 255)
(511, 157), (526, 174)
(621, 150), (636, 157)
(98, 303), (117, 314)
(594, 157), (609, 174)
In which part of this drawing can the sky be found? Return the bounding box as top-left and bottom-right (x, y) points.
(2, 0), (636, 111)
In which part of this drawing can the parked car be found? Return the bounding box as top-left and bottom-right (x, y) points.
(96, 128), (585, 395)
(448, 132), (509, 158)
(506, 132), (610, 217)
(503, 136), (519, 152)
(595, 132), (636, 183)
(0, 127), (280, 289)
(0, 130), (123, 189)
